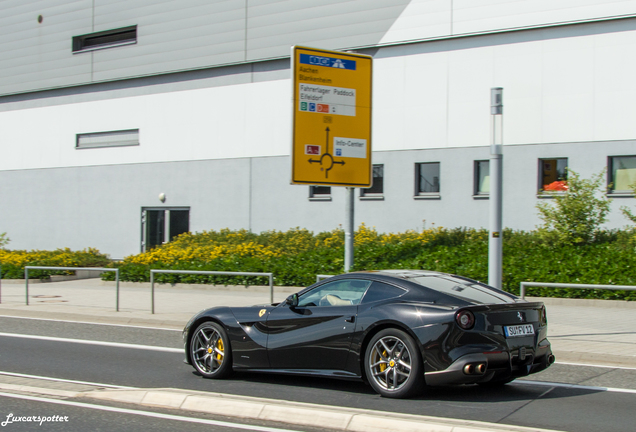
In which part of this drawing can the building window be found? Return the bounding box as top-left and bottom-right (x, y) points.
(415, 162), (440, 198)
(73, 26), (137, 53)
(309, 186), (331, 201)
(360, 164), (383, 199)
(474, 160), (490, 197)
(609, 156), (636, 193)
(539, 158), (568, 192)
(76, 129), (139, 149)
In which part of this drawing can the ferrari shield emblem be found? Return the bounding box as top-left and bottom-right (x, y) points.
(259, 309), (266, 317)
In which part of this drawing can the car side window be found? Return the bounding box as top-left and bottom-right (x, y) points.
(361, 281), (406, 304)
(298, 279), (372, 307)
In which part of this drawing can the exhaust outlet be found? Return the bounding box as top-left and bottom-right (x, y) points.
(476, 363), (487, 374)
(463, 364), (474, 375)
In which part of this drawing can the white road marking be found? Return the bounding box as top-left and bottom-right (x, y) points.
(0, 332), (182, 353)
(0, 391), (304, 432)
(515, 380), (636, 394)
(0, 371), (137, 390)
(0, 315), (182, 331)
(555, 361), (636, 371)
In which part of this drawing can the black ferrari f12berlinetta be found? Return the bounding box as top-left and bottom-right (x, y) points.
(183, 270), (554, 398)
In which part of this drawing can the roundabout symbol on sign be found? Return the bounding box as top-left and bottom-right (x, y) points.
(307, 127), (345, 178)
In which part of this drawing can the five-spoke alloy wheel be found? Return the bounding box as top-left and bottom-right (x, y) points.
(190, 321), (233, 379)
(365, 328), (423, 398)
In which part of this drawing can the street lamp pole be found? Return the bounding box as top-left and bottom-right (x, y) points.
(489, 88), (503, 289)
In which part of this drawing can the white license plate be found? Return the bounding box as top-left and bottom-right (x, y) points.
(504, 324), (535, 338)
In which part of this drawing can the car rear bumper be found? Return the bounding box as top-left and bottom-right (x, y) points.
(424, 346), (555, 386)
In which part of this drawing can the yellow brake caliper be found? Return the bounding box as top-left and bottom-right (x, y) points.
(379, 350), (387, 372)
(215, 337), (224, 364)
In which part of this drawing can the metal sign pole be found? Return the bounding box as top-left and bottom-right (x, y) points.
(289, 46), (371, 274)
(344, 187), (354, 272)
(489, 88), (503, 289)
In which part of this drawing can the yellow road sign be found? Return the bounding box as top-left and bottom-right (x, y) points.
(291, 46), (372, 187)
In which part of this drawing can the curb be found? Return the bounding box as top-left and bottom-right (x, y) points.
(554, 351), (636, 368)
(0, 381), (562, 432)
(81, 387), (562, 432)
(0, 382), (80, 398)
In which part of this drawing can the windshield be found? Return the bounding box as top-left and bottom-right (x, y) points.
(409, 275), (516, 304)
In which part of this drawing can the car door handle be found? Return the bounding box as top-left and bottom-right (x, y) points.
(345, 316), (355, 323)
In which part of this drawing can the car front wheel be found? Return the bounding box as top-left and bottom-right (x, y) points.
(365, 328), (424, 398)
(190, 322), (233, 379)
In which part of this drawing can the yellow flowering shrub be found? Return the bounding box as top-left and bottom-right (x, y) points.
(315, 228), (344, 248)
(123, 240), (281, 266)
(0, 248), (110, 278)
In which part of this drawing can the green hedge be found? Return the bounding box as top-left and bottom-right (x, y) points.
(100, 227), (636, 301)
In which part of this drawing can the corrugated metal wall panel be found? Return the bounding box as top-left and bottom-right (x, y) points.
(92, 47), (246, 82)
(0, 0), (92, 95)
(453, 0), (636, 35)
(0, 0), (412, 95)
(89, 0), (246, 80)
(7, 1), (632, 96)
(93, 0), (243, 29)
(246, 0), (410, 59)
(378, 0), (452, 44)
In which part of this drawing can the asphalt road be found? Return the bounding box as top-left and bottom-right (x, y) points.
(0, 317), (635, 432)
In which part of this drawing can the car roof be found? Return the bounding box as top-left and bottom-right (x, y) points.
(351, 269), (448, 279)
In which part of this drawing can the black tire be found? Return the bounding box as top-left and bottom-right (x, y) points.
(364, 328), (424, 398)
(189, 321), (233, 379)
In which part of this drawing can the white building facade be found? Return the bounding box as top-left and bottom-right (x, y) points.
(1, 0), (635, 258)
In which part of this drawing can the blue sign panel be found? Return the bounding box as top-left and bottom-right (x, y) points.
(299, 54), (357, 71)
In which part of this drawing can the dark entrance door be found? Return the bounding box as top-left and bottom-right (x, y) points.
(141, 208), (190, 251)
(145, 210), (165, 250)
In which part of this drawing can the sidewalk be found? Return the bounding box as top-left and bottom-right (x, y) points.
(1, 278), (634, 367)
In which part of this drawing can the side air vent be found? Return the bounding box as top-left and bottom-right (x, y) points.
(72, 26), (137, 53)
(76, 129), (139, 149)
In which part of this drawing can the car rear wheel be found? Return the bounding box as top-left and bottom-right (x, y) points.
(190, 322), (233, 379)
(365, 328), (424, 398)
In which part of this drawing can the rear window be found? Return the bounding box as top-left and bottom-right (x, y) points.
(361, 281), (406, 304)
(409, 275), (515, 304)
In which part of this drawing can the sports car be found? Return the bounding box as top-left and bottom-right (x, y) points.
(183, 270), (554, 398)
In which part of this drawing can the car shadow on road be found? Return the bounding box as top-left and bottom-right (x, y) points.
(191, 370), (603, 403)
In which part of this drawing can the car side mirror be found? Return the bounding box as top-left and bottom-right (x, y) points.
(285, 293), (298, 307)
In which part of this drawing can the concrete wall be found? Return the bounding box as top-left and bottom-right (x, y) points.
(1, 139), (633, 259)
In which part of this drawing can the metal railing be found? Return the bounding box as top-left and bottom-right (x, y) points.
(24, 266), (120, 310)
(519, 281), (636, 300)
(316, 274), (334, 282)
(149, 270), (274, 314)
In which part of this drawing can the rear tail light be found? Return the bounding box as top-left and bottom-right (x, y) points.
(539, 305), (547, 325)
(455, 310), (475, 330)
